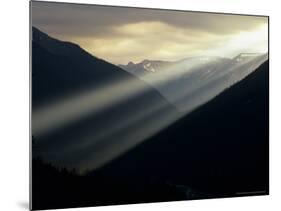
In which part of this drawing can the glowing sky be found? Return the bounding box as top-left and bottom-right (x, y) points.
(32, 1), (268, 64)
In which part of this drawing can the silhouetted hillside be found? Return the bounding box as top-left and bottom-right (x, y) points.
(32, 157), (185, 210)
(32, 28), (179, 172)
(96, 60), (269, 196)
(32, 27), (175, 108)
(32, 60), (268, 210)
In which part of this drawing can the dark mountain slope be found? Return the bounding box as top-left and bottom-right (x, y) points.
(32, 27), (180, 172)
(32, 28), (180, 210)
(32, 27), (174, 107)
(32, 28), (124, 106)
(31, 27), (268, 210)
(96, 60), (269, 198)
(32, 60), (268, 210)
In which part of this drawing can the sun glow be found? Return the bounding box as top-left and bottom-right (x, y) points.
(69, 22), (268, 64)
(205, 24), (268, 58)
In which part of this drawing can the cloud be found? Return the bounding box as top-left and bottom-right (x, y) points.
(31, 1), (268, 64)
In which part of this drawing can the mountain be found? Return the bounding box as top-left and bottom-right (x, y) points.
(119, 59), (173, 75)
(95, 60), (269, 199)
(32, 27), (180, 172)
(233, 53), (263, 63)
(32, 27), (148, 106)
(31, 28), (268, 210)
(119, 56), (228, 78)
(119, 54), (268, 112)
(32, 59), (269, 210)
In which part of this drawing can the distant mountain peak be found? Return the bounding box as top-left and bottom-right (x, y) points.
(233, 53), (263, 63)
(236, 53), (262, 57)
(141, 59), (150, 64)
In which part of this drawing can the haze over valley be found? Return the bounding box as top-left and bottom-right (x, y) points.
(32, 27), (268, 172)
(31, 2), (269, 209)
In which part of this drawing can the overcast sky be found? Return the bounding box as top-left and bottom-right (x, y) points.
(31, 1), (268, 64)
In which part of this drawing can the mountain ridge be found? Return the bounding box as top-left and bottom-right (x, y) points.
(118, 52), (268, 112)
(32, 27), (175, 107)
(32, 27), (180, 172)
(95, 59), (269, 195)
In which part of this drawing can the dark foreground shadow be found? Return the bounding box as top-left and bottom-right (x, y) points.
(31, 61), (269, 210)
